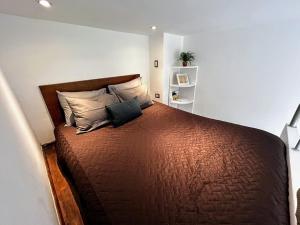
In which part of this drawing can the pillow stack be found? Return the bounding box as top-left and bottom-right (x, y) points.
(57, 77), (153, 134)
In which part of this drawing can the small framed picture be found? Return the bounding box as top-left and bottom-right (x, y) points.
(154, 60), (158, 67)
(176, 73), (189, 86)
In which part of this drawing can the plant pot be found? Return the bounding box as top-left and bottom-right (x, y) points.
(182, 61), (188, 67)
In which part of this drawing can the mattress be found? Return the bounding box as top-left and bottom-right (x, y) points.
(55, 102), (289, 225)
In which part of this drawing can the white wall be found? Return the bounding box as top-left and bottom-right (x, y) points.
(149, 32), (164, 102)
(0, 69), (59, 225)
(149, 32), (183, 104)
(0, 13), (149, 144)
(183, 20), (300, 136)
(163, 33), (183, 104)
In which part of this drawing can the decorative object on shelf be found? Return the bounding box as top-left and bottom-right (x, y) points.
(179, 51), (195, 67)
(172, 91), (179, 100)
(176, 73), (189, 86)
(154, 60), (158, 68)
(290, 104), (300, 128)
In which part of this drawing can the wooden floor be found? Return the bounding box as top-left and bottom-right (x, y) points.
(43, 144), (84, 225)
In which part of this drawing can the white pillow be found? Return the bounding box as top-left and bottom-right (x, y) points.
(56, 88), (106, 126)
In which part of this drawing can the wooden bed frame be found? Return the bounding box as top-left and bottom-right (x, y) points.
(39, 74), (140, 225)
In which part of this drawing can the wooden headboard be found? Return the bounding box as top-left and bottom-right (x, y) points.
(39, 74), (140, 127)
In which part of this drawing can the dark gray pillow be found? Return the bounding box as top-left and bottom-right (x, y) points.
(105, 98), (142, 127)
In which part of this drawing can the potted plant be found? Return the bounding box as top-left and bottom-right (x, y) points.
(179, 51), (195, 67)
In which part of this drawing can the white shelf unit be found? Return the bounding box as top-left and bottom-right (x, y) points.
(170, 99), (194, 105)
(168, 66), (198, 113)
(170, 82), (196, 88)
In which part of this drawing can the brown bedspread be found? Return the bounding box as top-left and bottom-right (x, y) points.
(55, 103), (289, 225)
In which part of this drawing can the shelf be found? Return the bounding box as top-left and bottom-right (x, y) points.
(172, 66), (198, 69)
(170, 99), (194, 105)
(169, 64), (198, 113)
(170, 82), (196, 88)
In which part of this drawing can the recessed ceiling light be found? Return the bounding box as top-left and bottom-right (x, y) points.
(38, 0), (52, 8)
(151, 26), (157, 30)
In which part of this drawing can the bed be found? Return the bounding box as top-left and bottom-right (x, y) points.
(40, 74), (290, 225)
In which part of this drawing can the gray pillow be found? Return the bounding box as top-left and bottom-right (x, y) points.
(56, 88), (106, 126)
(108, 77), (142, 94)
(114, 85), (153, 109)
(65, 94), (119, 134)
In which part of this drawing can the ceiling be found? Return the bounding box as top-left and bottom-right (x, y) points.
(1, 0), (300, 35)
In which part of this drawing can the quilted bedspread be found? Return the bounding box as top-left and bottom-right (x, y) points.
(55, 102), (289, 225)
